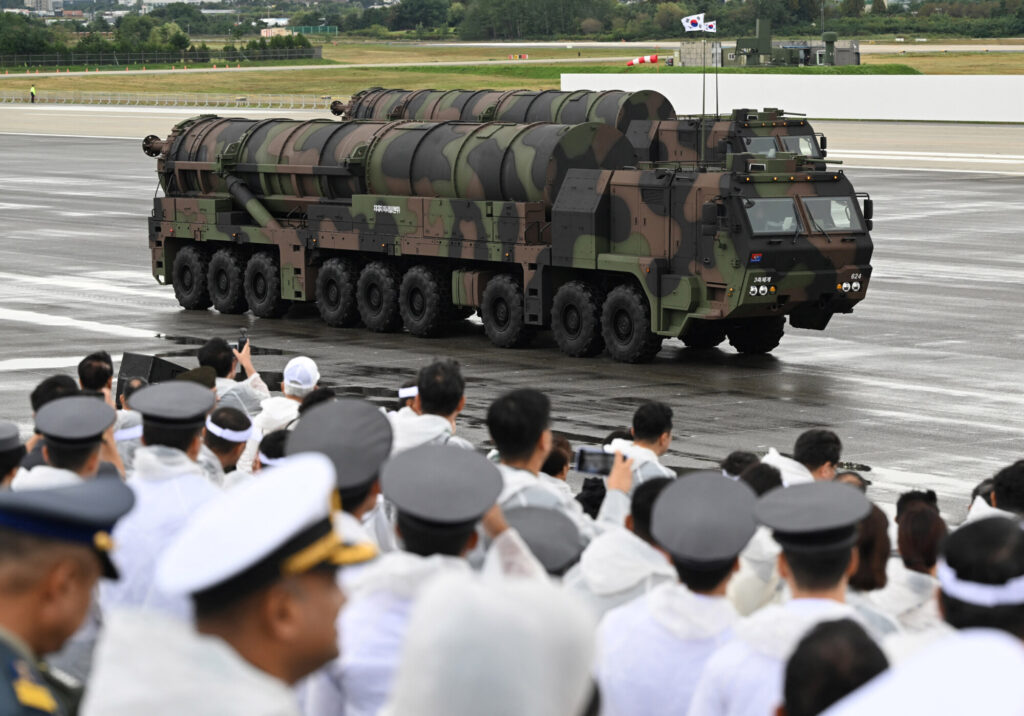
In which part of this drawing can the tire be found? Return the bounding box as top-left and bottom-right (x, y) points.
(243, 252), (291, 318)
(316, 258), (359, 327)
(726, 316), (786, 354)
(681, 319), (728, 350)
(356, 261), (402, 332)
(399, 265), (448, 338)
(601, 284), (663, 363)
(551, 281), (605, 357)
(480, 275), (534, 348)
(171, 245), (211, 310)
(207, 248), (248, 315)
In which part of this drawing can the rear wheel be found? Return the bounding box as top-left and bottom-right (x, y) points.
(316, 258), (360, 327)
(357, 261), (402, 332)
(727, 316), (786, 354)
(601, 284), (663, 363)
(207, 248), (248, 315)
(244, 252), (291, 318)
(552, 281), (605, 357)
(681, 319), (728, 350)
(480, 275), (533, 348)
(171, 245), (211, 310)
(399, 265), (448, 338)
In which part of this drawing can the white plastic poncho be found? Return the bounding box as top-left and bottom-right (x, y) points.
(386, 411), (474, 455)
(81, 609), (300, 716)
(688, 598), (856, 716)
(380, 571), (596, 716)
(760, 448), (816, 487)
(562, 526), (676, 617)
(597, 582), (738, 716)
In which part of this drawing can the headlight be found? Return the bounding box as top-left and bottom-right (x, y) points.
(852, 281), (861, 292)
(758, 285), (768, 296)
(841, 282), (851, 293)
(749, 286), (758, 296)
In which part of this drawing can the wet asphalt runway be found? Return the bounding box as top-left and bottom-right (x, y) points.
(0, 133), (1021, 521)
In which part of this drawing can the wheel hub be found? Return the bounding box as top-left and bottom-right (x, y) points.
(368, 284), (382, 310)
(410, 288), (425, 317)
(563, 305), (581, 337)
(614, 310), (634, 342)
(327, 281), (339, 305)
(181, 266), (193, 290)
(494, 299), (510, 328)
(254, 274), (267, 300)
(216, 270), (228, 292)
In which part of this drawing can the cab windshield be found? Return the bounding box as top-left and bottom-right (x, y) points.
(744, 198), (803, 235)
(739, 137), (779, 155)
(781, 135), (821, 158)
(802, 197), (864, 232)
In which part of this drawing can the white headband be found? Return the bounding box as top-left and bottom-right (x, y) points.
(398, 386), (419, 399)
(258, 452), (284, 467)
(114, 425), (143, 443)
(937, 558), (1024, 607)
(205, 416), (253, 443)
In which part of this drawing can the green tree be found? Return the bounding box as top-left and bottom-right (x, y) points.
(394, 0), (450, 29)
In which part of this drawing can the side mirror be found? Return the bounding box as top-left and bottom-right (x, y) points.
(863, 198), (873, 220)
(819, 135), (828, 150)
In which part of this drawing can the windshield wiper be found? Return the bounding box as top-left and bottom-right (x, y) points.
(808, 215), (832, 242)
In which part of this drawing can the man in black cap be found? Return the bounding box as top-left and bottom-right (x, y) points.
(12, 396), (118, 491)
(287, 399), (398, 561)
(0, 423), (27, 489)
(0, 478), (134, 716)
(597, 472), (758, 716)
(83, 454), (374, 715)
(689, 481), (871, 716)
(99, 382), (219, 620)
(303, 445), (545, 715)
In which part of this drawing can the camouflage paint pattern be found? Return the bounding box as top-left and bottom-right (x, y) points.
(145, 115), (872, 347)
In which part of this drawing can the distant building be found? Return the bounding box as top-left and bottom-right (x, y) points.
(259, 17), (290, 26)
(24, 0), (62, 13)
(261, 27), (292, 37)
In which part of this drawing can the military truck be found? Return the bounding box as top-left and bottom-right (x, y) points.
(143, 116), (873, 362)
(331, 88), (827, 163)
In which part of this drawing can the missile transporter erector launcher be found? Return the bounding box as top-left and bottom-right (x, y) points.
(143, 115), (873, 362)
(331, 87), (827, 164)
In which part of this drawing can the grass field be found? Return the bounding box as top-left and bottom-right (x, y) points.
(862, 51), (1024, 73)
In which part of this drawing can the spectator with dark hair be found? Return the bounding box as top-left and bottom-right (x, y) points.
(78, 351), (114, 392)
(541, 434), (572, 483)
(846, 505), (900, 638)
(598, 474), (757, 715)
(196, 336), (270, 417)
(740, 463), (782, 497)
(303, 446), (546, 715)
(605, 402), (677, 490)
(991, 460), (1024, 516)
(112, 377), (147, 474)
(691, 483), (870, 714)
(835, 470), (871, 493)
(488, 389), (633, 544)
(762, 429), (842, 486)
(963, 476), (1009, 523)
(564, 478), (676, 617)
(872, 505), (948, 637)
(0, 423), (26, 488)
(100, 383), (220, 621)
(197, 407), (253, 488)
(299, 387), (336, 416)
(23, 374), (79, 469)
(722, 450), (759, 480)
(780, 619), (888, 716)
(388, 360), (473, 454)
(895, 490), (938, 522)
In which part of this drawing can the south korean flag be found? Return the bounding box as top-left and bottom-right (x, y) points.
(682, 13), (705, 32)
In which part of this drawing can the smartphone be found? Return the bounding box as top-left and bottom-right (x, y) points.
(237, 328), (248, 352)
(574, 446), (616, 476)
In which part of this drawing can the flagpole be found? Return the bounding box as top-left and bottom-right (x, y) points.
(701, 33), (706, 164)
(715, 40), (719, 117)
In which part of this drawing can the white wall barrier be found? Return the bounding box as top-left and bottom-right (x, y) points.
(561, 74), (1024, 123)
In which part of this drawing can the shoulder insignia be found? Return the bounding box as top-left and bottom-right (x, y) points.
(10, 660), (57, 713)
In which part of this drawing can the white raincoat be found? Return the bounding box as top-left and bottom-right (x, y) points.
(760, 448), (816, 487)
(11, 465), (83, 490)
(562, 526), (676, 617)
(689, 598), (856, 716)
(606, 438), (677, 490)
(237, 396), (301, 475)
(872, 560), (943, 633)
(727, 526), (784, 616)
(597, 582), (738, 716)
(81, 609), (300, 716)
(99, 445), (221, 620)
(215, 373), (271, 418)
(386, 411), (473, 455)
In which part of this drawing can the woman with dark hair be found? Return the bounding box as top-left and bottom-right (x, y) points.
(872, 504), (949, 634)
(846, 504), (901, 638)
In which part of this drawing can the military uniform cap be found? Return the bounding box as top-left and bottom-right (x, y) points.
(128, 382), (215, 428)
(504, 506), (582, 576)
(755, 481), (871, 552)
(0, 478), (134, 578)
(286, 399), (392, 493)
(652, 471), (758, 565)
(175, 365), (217, 390)
(156, 453), (375, 604)
(35, 396), (116, 448)
(381, 445), (501, 525)
(0, 422), (24, 453)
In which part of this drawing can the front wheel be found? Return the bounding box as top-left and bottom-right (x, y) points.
(172, 245), (211, 311)
(244, 252), (290, 318)
(399, 265), (448, 338)
(316, 258), (359, 327)
(480, 275), (533, 348)
(551, 281), (605, 357)
(726, 316), (786, 354)
(601, 284), (663, 363)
